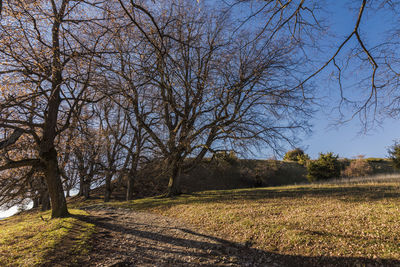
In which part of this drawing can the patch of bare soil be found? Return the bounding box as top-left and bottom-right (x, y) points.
(63, 207), (279, 267)
(51, 207), (399, 267)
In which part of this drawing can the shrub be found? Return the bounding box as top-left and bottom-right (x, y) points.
(307, 152), (340, 182)
(365, 157), (386, 163)
(296, 153), (310, 166)
(213, 150), (238, 165)
(342, 156), (373, 177)
(388, 142), (400, 169)
(284, 148), (305, 161)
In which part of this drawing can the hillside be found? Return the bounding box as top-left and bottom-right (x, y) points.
(0, 209), (95, 266)
(89, 157), (397, 200)
(2, 178), (400, 266)
(79, 179), (400, 266)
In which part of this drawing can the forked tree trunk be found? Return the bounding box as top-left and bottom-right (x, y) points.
(38, 0), (69, 219)
(166, 163), (182, 197)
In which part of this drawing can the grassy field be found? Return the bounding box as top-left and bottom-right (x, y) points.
(3, 176), (400, 266)
(91, 179), (400, 264)
(0, 209), (95, 267)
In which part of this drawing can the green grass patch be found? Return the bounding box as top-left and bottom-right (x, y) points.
(95, 182), (400, 260)
(0, 209), (95, 267)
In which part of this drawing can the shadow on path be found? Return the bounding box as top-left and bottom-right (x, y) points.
(52, 209), (400, 267)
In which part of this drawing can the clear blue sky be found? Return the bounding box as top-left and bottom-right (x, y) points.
(303, 114), (400, 159)
(292, 2), (399, 160)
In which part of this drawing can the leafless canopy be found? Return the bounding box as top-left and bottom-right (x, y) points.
(1, 0), (399, 212)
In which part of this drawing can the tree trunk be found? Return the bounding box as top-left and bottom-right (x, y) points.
(126, 155), (139, 201)
(79, 176), (84, 196)
(166, 163), (182, 197)
(79, 173), (91, 199)
(114, 172), (124, 193)
(42, 148), (69, 218)
(41, 189), (51, 211)
(82, 179), (90, 199)
(104, 173), (113, 202)
(126, 171), (135, 201)
(33, 196), (40, 209)
(39, 1), (70, 219)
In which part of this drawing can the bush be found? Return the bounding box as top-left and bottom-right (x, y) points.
(388, 142), (400, 169)
(296, 153), (310, 166)
(307, 152), (340, 182)
(365, 157), (386, 163)
(342, 156), (373, 177)
(213, 150), (238, 165)
(284, 148), (305, 161)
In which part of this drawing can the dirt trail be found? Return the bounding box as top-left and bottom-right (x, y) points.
(48, 207), (399, 267)
(64, 207), (278, 267)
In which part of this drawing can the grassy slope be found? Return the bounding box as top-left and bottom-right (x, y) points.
(86, 158), (397, 201)
(3, 177), (399, 266)
(94, 181), (400, 262)
(0, 209), (95, 267)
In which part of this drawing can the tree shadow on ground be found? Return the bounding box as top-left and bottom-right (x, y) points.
(41, 218), (92, 267)
(71, 213), (400, 267)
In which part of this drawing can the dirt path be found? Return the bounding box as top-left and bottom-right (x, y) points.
(67, 207), (278, 267)
(48, 206), (399, 267)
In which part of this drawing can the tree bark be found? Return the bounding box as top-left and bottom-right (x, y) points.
(33, 197), (40, 209)
(40, 177), (51, 211)
(104, 173), (113, 202)
(41, 148), (69, 217)
(38, 0), (70, 219)
(82, 179), (91, 199)
(166, 162), (182, 197)
(0, 129), (23, 149)
(41, 190), (51, 211)
(126, 155), (139, 201)
(126, 170), (135, 201)
(79, 175), (84, 196)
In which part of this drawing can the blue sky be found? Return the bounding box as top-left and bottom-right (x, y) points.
(303, 114), (400, 159)
(294, 1), (399, 159)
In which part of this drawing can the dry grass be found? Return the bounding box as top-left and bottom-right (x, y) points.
(0, 209), (95, 267)
(316, 173), (400, 185)
(94, 181), (400, 262)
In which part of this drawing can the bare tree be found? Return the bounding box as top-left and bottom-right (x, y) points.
(0, 0), (107, 217)
(95, 100), (127, 202)
(108, 0), (312, 196)
(91, 75), (152, 201)
(73, 119), (103, 199)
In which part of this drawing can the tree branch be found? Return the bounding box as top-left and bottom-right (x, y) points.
(0, 128), (24, 149)
(0, 159), (40, 171)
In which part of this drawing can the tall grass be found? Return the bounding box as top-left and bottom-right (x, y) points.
(313, 173), (400, 185)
